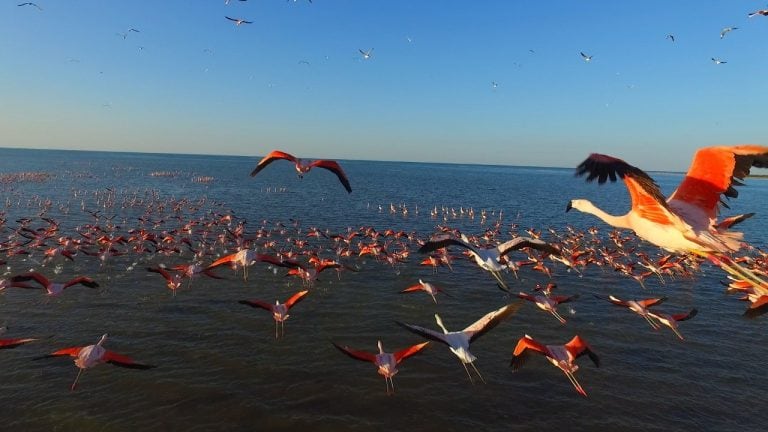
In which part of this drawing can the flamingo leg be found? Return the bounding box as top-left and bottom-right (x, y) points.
(643, 314), (660, 330)
(491, 271), (510, 292)
(71, 368), (85, 391)
(461, 362), (475, 384)
(470, 361), (486, 384)
(551, 309), (567, 324)
(564, 371), (587, 396)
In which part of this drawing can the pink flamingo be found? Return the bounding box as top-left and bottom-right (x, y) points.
(332, 340), (429, 394)
(10, 272), (99, 296)
(250, 150), (352, 193)
(239, 290), (309, 338)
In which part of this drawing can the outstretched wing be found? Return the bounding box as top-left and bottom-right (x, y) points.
(637, 297), (667, 308)
(672, 308), (698, 321)
(510, 335), (549, 370)
(575, 153), (678, 226)
(238, 299), (272, 311)
(497, 237), (561, 257)
(465, 302), (522, 342)
(394, 321), (447, 346)
(417, 237), (474, 255)
(332, 342), (376, 363)
(309, 160), (352, 193)
(33, 346), (83, 359)
(250, 150), (298, 177)
(284, 290), (309, 309)
(394, 342), (430, 363)
(565, 335), (600, 367)
(104, 351), (156, 369)
(668, 145), (768, 219)
(0, 337), (37, 349)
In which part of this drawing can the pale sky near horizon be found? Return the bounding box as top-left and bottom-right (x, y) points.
(1, 1), (767, 171)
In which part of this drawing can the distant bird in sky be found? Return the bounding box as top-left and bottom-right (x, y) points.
(226, 16), (253, 26)
(711, 57), (727, 64)
(17, 2), (42, 10)
(250, 150), (352, 193)
(580, 52), (593, 62)
(34, 333), (155, 391)
(332, 340), (429, 394)
(396, 303), (521, 384)
(666, 34), (675, 42)
(359, 48), (373, 60)
(720, 26), (738, 39)
(747, 9), (768, 18)
(491, 81), (499, 90)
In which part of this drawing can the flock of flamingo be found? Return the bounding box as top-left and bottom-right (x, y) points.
(1, 145), (767, 398)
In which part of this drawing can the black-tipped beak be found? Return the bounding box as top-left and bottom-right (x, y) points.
(566, 201), (573, 212)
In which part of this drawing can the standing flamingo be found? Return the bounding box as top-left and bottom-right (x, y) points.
(239, 290), (309, 338)
(250, 150), (352, 193)
(418, 234), (561, 291)
(332, 340), (429, 394)
(510, 334), (600, 397)
(567, 145), (768, 292)
(396, 302), (521, 383)
(34, 334), (155, 391)
(10, 272), (99, 296)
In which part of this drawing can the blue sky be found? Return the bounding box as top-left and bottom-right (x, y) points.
(1, 1), (767, 171)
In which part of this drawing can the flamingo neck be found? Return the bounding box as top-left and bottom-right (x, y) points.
(572, 199), (632, 230)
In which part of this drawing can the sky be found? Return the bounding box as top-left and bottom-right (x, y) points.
(1, 1), (767, 171)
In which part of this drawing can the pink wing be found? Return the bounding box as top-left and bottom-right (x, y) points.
(250, 150), (298, 177)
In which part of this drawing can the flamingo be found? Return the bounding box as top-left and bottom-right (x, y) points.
(594, 294), (666, 330)
(418, 234), (561, 291)
(517, 291), (579, 324)
(748, 9), (768, 17)
(239, 290), (309, 338)
(510, 334), (600, 397)
(400, 279), (447, 304)
(0, 327), (37, 349)
(567, 145), (768, 292)
(646, 308), (698, 340)
(332, 340), (429, 394)
(225, 16), (253, 25)
(10, 272), (99, 296)
(34, 334), (155, 391)
(250, 150), (352, 193)
(396, 302), (521, 383)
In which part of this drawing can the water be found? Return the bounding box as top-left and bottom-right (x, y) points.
(0, 147), (766, 431)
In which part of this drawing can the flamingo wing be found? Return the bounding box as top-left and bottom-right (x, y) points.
(401, 284), (425, 293)
(637, 297), (667, 308)
(672, 308), (698, 321)
(394, 322), (448, 346)
(104, 351), (156, 369)
(497, 237), (561, 257)
(33, 346), (83, 359)
(465, 302), (522, 343)
(238, 299), (273, 311)
(64, 276), (99, 289)
(0, 337), (37, 349)
(668, 145), (768, 219)
(576, 153), (679, 226)
(565, 335), (600, 367)
(517, 292), (537, 302)
(146, 266), (173, 282)
(393, 342), (430, 363)
(284, 290), (309, 309)
(331, 343), (377, 363)
(257, 254), (304, 270)
(594, 294), (628, 307)
(509, 335), (549, 370)
(250, 150), (298, 177)
(308, 159), (352, 193)
(417, 237), (474, 255)
(11, 271), (50, 289)
(206, 253), (237, 270)
(552, 294), (579, 304)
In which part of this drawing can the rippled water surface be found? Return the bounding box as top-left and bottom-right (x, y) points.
(1, 148), (766, 432)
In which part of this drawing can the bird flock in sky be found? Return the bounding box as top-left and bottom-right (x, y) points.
(1, 144), (767, 397)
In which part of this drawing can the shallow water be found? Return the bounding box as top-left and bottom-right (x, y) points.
(0, 148), (766, 432)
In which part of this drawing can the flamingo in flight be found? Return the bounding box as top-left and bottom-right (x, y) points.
(396, 302), (521, 384)
(10, 272), (99, 296)
(400, 279), (448, 304)
(332, 340), (429, 394)
(510, 334), (600, 397)
(34, 333), (155, 391)
(646, 308), (698, 340)
(567, 145), (768, 291)
(250, 150), (352, 193)
(239, 290), (309, 338)
(517, 290), (579, 324)
(418, 234), (561, 291)
(594, 294), (666, 331)
(205, 249), (287, 281)
(0, 327), (37, 350)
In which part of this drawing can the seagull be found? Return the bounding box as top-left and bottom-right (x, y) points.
(720, 27), (738, 39)
(226, 16), (253, 26)
(712, 57), (727, 65)
(580, 52), (593, 62)
(666, 34), (675, 42)
(17, 2), (42, 10)
(396, 302), (521, 384)
(359, 48), (373, 60)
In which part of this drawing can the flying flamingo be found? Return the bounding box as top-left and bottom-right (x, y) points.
(517, 291), (579, 324)
(418, 234), (561, 291)
(594, 294), (666, 330)
(206, 250), (289, 281)
(396, 302), (521, 383)
(239, 290), (309, 338)
(0, 327), (37, 350)
(400, 279), (447, 303)
(646, 308), (698, 340)
(332, 340), (429, 394)
(510, 334), (600, 397)
(567, 145), (768, 291)
(10, 272), (99, 296)
(250, 150), (352, 193)
(146, 267), (183, 297)
(34, 333), (155, 391)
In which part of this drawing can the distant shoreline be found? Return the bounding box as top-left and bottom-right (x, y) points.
(748, 175), (768, 179)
